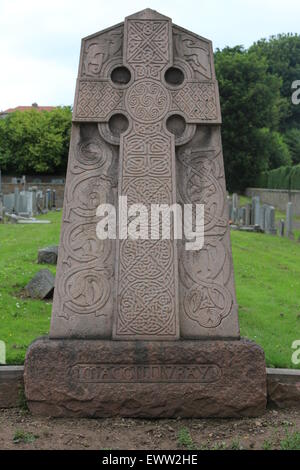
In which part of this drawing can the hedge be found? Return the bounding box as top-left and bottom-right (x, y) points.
(256, 165), (300, 190)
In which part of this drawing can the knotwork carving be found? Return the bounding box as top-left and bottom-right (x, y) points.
(126, 80), (170, 122)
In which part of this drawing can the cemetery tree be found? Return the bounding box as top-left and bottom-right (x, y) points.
(250, 34), (300, 132)
(0, 106), (71, 174)
(215, 46), (289, 191)
(250, 34), (300, 166)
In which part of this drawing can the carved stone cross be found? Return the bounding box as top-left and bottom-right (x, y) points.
(26, 9), (267, 420)
(50, 8), (238, 341)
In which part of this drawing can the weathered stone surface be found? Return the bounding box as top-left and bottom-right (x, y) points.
(0, 366), (24, 408)
(267, 368), (300, 409)
(25, 269), (55, 299)
(38, 246), (58, 265)
(24, 338), (267, 418)
(49, 8), (239, 340)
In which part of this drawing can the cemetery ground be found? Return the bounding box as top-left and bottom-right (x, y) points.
(1, 208), (300, 450)
(0, 407), (300, 450)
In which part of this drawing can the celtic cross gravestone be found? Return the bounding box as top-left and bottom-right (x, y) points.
(25, 9), (267, 417)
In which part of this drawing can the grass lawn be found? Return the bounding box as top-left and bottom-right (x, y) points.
(0, 210), (300, 369)
(0, 212), (59, 364)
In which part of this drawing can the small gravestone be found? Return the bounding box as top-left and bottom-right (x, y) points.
(239, 207), (246, 225)
(24, 9), (266, 418)
(25, 269), (55, 299)
(286, 202), (294, 239)
(245, 203), (251, 226)
(252, 196), (260, 226)
(13, 188), (20, 213)
(280, 219), (285, 237)
(259, 204), (268, 231)
(232, 193), (239, 223)
(38, 246), (58, 265)
(265, 205), (277, 235)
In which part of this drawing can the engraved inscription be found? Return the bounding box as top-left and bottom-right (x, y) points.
(68, 363), (222, 383)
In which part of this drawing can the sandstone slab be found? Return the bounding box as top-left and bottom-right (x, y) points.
(24, 338), (267, 418)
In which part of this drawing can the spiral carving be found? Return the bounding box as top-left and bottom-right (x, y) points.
(125, 80), (170, 123)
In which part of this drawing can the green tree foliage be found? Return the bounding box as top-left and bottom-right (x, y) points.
(250, 34), (300, 131)
(250, 34), (300, 175)
(215, 46), (289, 191)
(283, 128), (300, 164)
(0, 106), (72, 174)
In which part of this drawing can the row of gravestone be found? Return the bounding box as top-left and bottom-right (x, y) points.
(228, 194), (294, 237)
(1, 187), (56, 218)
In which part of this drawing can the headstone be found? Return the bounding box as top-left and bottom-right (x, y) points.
(52, 189), (56, 209)
(18, 191), (27, 213)
(265, 205), (277, 235)
(279, 219), (285, 237)
(239, 207), (246, 225)
(45, 189), (51, 211)
(24, 9), (266, 418)
(259, 204), (268, 231)
(38, 246), (58, 265)
(13, 188), (20, 213)
(251, 196), (260, 226)
(232, 193), (239, 223)
(286, 202), (294, 239)
(3, 194), (14, 212)
(36, 191), (44, 213)
(29, 187), (38, 215)
(245, 203), (251, 226)
(25, 269), (55, 299)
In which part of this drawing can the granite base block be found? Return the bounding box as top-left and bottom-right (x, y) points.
(24, 337), (267, 418)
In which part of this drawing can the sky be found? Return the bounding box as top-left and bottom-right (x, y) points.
(0, 0), (299, 110)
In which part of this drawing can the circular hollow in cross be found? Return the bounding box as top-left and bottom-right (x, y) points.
(111, 66), (131, 85)
(164, 67), (185, 86)
(166, 114), (186, 138)
(108, 114), (129, 137)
